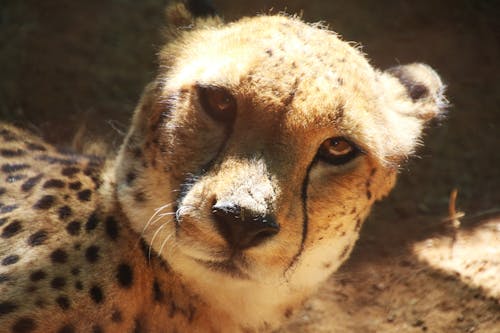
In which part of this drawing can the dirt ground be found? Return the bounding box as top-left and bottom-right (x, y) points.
(1, 1), (499, 332)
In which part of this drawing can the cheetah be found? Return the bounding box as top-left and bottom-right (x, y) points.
(0, 1), (447, 332)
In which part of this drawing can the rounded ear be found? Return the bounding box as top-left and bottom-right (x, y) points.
(385, 63), (448, 121)
(369, 63), (448, 165)
(165, 0), (222, 34)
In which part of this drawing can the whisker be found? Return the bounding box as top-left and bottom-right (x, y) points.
(149, 222), (170, 262)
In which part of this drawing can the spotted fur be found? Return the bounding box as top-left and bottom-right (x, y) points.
(0, 1), (446, 332)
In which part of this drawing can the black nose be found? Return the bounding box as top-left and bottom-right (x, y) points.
(212, 202), (279, 250)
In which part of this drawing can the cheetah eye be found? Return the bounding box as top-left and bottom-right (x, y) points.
(317, 137), (361, 165)
(197, 85), (237, 122)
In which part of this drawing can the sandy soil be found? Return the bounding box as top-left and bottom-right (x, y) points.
(1, 1), (499, 332)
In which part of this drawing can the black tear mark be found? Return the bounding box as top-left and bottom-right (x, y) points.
(284, 159), (315, 275)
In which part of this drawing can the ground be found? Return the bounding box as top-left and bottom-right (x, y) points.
(1, 1), (499, 332)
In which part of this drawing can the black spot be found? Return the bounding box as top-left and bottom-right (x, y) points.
(0, 187), (5, 196)
(366, 190), (372, 200)
(57, 324), (75, 333)
(30, 270), (46, 282)
(355, 218), (362, 231)
(12, 317), (36, 333)
(126, 172), (136, 185)
(0, 204), (18, 214)
(339, 245), (350, 260)
(58, 205), (72, 220)
(26, 142), (46, 151)
(56, 296), (70, 310)
(21, 174), (43, 192)
(85, 245), (100, 263)
(66, 221), (81, 236)
(0, 301), (18, 316)
(89, 285), (104, 304)
(2, 163), (29, 173)
(85, 212), (99, 231)
(61, 167), (80, 177)
(153, 279), (164, 302)
(50, 248), (68, 263)
(132, 318), (143, 333)
(51, 277), (66, 290)
(139, 239), (150, 261)
(105, 216), (119, 240)
(0, 149), (25, 158)
(68, 181), (82, 190)
(75, 281), (83, 290)
(409, 84), (429, 100)
(0, 129), (16, 141)
(6, 174), (26, 182)
(1, 254), (19, 266)
(0, 217), (7, 227)
(111, 309), (123, 323)
(71, 267), (80, 276)
(92, 325), (103, 333)
(116, 263), (133, 288)
(27, 230), (49, 246)
(0, 274), (11, 283)
(132, 147), (142, 158)
(73, 243), (81, 250)
(36, 155), (76, 166)
(265, 48), (273, 56)
(33, 195), (55, 210)
(77, 189), (92, 201)
(43, 179), (65, 189)
(134, 191), (146, 202)
(1, 220), (22, 238)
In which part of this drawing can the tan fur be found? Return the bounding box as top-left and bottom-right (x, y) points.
(0, 3), (446, 332)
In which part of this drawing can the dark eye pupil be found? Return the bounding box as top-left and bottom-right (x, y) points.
(197, 86), (236, 122)
(317, 137), (360, 166)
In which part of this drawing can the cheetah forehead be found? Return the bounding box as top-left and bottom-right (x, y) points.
(162, 15), (375, 95)
(159, 15), (386, 151)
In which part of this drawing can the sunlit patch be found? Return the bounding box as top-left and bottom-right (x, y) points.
(413, 217), (500, 299)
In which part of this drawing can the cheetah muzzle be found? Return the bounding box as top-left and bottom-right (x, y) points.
(0, 1), (447, 332)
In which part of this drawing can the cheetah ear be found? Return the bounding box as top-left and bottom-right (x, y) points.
(374, 63), (448, 164)
(165, 0), (222, 33)
(385, 63), (448, 121)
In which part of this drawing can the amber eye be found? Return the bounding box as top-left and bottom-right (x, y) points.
(197, 85), (237, 121)
(317, 137), (361, 165)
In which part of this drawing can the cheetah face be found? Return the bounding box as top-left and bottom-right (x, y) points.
(117, 15), (445, 290)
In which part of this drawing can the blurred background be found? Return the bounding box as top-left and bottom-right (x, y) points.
(1, 1), (499, 331)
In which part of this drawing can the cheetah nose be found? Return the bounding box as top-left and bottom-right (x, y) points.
(212, 201), (279, 250)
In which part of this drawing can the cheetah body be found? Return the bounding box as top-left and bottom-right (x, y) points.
(0, 3), (446, 332)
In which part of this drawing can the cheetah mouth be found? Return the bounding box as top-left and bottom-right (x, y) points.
(194, 255), (250, 279)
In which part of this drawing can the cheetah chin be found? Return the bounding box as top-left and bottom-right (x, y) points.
(0, 1), (447, 332)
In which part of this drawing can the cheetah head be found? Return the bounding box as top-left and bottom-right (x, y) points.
(114, 2), (446, 321)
